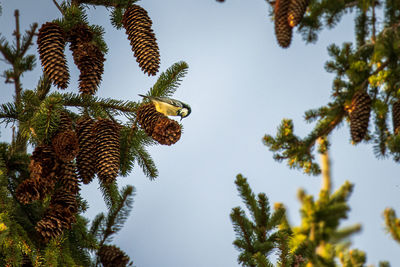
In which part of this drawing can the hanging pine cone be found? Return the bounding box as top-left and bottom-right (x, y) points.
(94, 119), (121, 184)
(58, 111), (73, 132)
(122, 4), (160, 76)
(288, 0), (309, 27)
(58, 161), (80, 195)
(137, 103), (182, 145)
(76, 42), (105, 95)
(274, 0), (293, 48)
(76, 116), (96, 184)
(37, 22), (69, 89)
(68, 23), (94, 53)
(152, 117), (181, 145)
(349, 90), (371, 143)
(16, 176), (46, 204)
(392, 100), (400, 134)
(31, 145), (61, 179)
(35, 203), (76, 241)
(136, 103), (163, 136)
(16, 146), (59, 204)
(98, 245), (131, 267)
(68, 24), (105, 95)
(52, 130), (79, 162)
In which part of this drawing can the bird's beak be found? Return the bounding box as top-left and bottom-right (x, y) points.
(180, 117), (183, 121)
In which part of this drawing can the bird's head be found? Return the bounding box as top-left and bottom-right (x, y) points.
(178, 106), (191, 121)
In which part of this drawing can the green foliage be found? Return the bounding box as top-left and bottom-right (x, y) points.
(229, 172), (389, 266)
(148, 61), (189, 98)
(0, 1), (189, 265)
(384, 208), (400, 244)
(265, 0), (400, 174)
(230, 174), (287, 266)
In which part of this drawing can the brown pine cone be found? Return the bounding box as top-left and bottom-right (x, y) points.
(52, 130), (79, 162)
(152, 117), (181, 145)
(122, 5), (160, 76)
(288, 0), (309, 27)
(37, 22), (69, 89)
(349, 90), (371, 143)
(136, 103), (164, 136)
(392, 100), (400, 134)
(274, 0), (293, 48)
(94, 119), (121, 184)
(76, 116), (97, 184)
(98, 245), (131, 267)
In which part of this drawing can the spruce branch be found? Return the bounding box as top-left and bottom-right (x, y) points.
(148, 61), (189, 98)
(384, 208), (400, 244)
(71, 0), (137, 8)
(100, 185), (135, 246)
(52, 0), (65, 16)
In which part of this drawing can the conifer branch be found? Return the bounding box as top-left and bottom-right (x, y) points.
(100, 185), (134, 246)
(52, 0), (64, 16)
(384, 208), (400, 244)
(13, 10), (21, 53)
(71, 0), (137, 8)
(318, 138), (331, 193)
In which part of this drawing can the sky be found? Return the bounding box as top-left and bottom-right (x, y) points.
(0, 0), (399, 266)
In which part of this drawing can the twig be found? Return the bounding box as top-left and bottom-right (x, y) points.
(52, 0), (64, 16)
(13, 10), (21, 53)
(72, 0), (121, 7)
(371, 1), (376, 43)
(318, 137), (331, 193)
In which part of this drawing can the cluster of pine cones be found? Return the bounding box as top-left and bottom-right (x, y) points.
(274, 0), (309, 48)
(37, 4), (160, 93)
(137, 103), (181, 145)
(15, 113), (121, 241)
(37, 22), (105, 94)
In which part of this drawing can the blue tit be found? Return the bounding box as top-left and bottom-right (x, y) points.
(139, 94), (191, 120)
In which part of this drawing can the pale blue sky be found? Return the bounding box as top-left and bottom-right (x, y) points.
(0, 1), (399, 266)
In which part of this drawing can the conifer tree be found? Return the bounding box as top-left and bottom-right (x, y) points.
(231, 143), (391, 266)
(258, 0), (400, 175)
(0, 1), (189, 265)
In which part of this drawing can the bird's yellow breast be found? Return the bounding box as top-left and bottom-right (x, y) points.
(153, 101), (180, 116)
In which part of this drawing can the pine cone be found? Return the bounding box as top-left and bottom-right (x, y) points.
(288, 0), (309, 27)
(37, 22), (69, 89)
(31, 145), (59, 173)
(136, 103), (163, 135)
(137, 103), (182, 145)
(152, 117), (181, 145)
(98, 245), (130, 267)
(25, 160), (57, 196)
(58, 112), (73, 132)
(122, 5), (160, 76)
(68, 23), (94, 53)
(94, 119), (121, 184)
(76, 116), (96, 184)
(16, 176), (44, 204)
(349, 90), (371, 143)
(69, 24), (105, 95)
(392, 100), (400, 134)
(16, 146), (59, 204)
(58, 161), (80, 195)
(274, 0), (292, 48)
(52, 130), (79, 162)
(76, 42), (105, 95)
(35, 203), (76, 241)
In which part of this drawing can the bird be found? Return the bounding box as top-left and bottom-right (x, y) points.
(139, 94), (191, 120)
